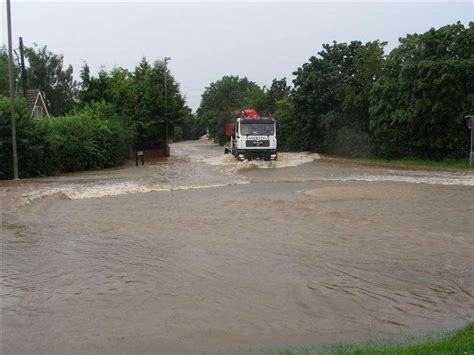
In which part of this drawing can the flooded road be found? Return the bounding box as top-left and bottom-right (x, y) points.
(1, 139), (473, 354)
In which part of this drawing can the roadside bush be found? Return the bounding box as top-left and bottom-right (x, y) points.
(0, 96), (129, 179)
(0, 97), (60, 179)
(327, 126), (371, 157)
(274, 99), (299, 151)
(50, 110), (128, 172)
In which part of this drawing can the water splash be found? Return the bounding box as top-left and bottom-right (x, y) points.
(327, 174), (474, 187)
(22, 181), (250, 202)
(202, 152), (320, 169)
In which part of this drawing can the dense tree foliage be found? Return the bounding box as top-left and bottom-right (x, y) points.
(247, 78), (292, 116)
(24, 44), (77, 116)
(0, 46), (22, 97)
(197, 76), (264, 144)
(369, 22), (473, 159)
(174, 112), (206, 141)
(77, 58), (191, 149)
(1, 44), (200, 178)
(197, 76), (291, 144)
(265, 78), (292, 115)
(274, 98), (297, 151)
(291, 40), (386, 155)
(0, 47), (10, 97)
(199, 22), (472, 160)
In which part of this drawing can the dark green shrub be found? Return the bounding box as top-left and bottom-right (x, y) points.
(0, 96), (129, 179)
(50, 108), (128, 172)
(0, 97), (60, 179)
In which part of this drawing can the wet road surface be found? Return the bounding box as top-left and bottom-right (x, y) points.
(1, 139), (473, 354)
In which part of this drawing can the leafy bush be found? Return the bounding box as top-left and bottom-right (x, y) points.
(327, 126), (371, 157)
(0, 96), (129, 179)
(50, 110), (128, 172)
(0, 97), (59, 179)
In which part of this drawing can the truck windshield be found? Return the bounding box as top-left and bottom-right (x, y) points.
(240, 123), (274, 135)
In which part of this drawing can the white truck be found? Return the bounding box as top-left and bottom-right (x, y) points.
(224, 109), (277, 161)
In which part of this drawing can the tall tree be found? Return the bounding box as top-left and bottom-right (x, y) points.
(266, 78), (291, 114)
(197, 75), (263, 144)
(77, 64), (111, 106)
(0, 45), (22, 97)
(369, 21), (474, 159)
(291, 40), (386, 154)
(0, 46), (10, 97)
(77, 57), (191, 149)
(24, 44), (77, 116)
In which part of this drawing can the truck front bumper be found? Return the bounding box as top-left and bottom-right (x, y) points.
(236, 149), (277, 161)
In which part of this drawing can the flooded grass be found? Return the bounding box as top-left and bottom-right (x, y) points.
(248, 322), (474, 354)
(353, 157), (471, 171)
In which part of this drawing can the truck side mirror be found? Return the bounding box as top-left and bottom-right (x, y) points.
(225, 123), (234, 137)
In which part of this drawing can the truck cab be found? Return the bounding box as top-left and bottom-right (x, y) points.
(225, 109), (277, 161)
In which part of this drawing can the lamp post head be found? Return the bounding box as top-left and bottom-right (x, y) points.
(466, 115), (474, 129)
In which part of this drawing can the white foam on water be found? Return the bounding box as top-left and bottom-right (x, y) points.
(203, 152), (320, 169)
(324, 174), (474, 186)
(23, 180), (250, 202)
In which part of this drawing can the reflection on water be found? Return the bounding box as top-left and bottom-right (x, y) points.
(1, 139), (473, 354)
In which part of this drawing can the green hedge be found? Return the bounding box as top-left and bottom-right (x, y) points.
(0, 97), (129, 179)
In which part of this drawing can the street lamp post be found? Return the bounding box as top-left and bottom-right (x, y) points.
(467, 115), (474, 168)
(164, 57), (171, 157)
(6, 0), (19, 179)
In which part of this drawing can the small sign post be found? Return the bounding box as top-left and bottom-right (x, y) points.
(467, 115), (474, 168)
(136, 151), (144, 166)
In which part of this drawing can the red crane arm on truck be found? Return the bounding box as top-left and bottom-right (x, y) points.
(241, 109), (259, 118)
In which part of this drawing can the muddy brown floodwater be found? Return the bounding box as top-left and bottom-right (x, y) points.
(1, 139), (473, 354)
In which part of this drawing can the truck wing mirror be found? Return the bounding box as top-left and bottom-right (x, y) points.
(225, 123), (234, 137)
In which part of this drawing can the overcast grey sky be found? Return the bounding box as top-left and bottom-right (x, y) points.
(1, 1), (472, 110)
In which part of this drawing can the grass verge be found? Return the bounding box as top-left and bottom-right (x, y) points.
(273, 323), (474, 354)
(350, 157), (471, 171)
